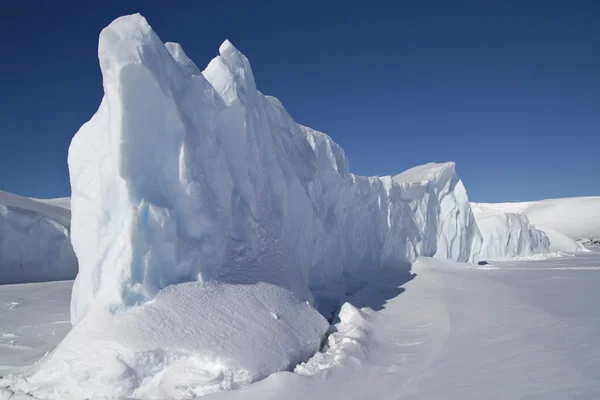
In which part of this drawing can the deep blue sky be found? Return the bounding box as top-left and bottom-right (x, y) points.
(1, 1), (598, 202)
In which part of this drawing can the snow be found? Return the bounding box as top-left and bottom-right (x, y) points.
(0, 191), (70, 228)
(6, 282), (327, 399)
(471, 199), (593, 253)
(0, 190), (76, 285)
(3, 250), (600, 399)
(472, 196), (600, 240)
(29, 197), (71, 211)
(0, 280), (73, 376)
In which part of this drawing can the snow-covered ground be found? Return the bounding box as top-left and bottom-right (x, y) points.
(0, 280), (72, 376)
(2, 248), (599, 399)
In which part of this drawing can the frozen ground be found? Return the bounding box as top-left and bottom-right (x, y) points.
(0, 281), (72, 376)
(2, 247), (599, 399)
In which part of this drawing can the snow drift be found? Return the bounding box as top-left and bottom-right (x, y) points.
(3, 13), (556, 399)
(0, 190), (76, 284)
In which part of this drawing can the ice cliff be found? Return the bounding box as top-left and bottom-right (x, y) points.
(3, 14), (553, 399)
(66, 14), (490, 324)
(476, 213), (550, 259)
(0, 190), (77, 284)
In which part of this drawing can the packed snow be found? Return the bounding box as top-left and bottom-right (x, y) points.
(0, 280), (73, 377)
(0, 191), (76, 285)
(3, 12), (590, 400)
(2, 250), (600, 399)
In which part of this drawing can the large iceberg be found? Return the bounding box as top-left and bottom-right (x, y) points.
(3, 14), (553, 399)
(0, 190), (76, 284)
(67, 14), (485, 325)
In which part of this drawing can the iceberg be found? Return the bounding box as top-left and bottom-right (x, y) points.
(476, 212), (550, 259)
(67, 14), (486, 325)
(0, 190), (76, 284)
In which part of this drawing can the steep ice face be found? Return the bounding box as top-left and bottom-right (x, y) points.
(472, 202), (584, 254)
(67, 14), (549, 325)
(0, 190), (77, 284)
(476, 213), (550, 259)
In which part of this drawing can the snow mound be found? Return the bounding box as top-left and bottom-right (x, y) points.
(472, 197), (600, 241)
(0, 190), (76, 284)
(295, 302), (371, 376)
(535, 225), (585, 253)
(6, 281), (327, 399)
(5, 13), (552, 398)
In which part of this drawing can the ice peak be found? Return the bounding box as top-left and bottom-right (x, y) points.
(165, 42), (201, 75)
(203, 39), (257, 105)
(219, 39), (238, 57)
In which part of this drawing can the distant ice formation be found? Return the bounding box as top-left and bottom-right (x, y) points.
(0, 190), (76, 284)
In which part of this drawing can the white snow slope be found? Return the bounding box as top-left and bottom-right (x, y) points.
(472, 197), (600, 253)
(473, 197), (600, 240)
(476, 213), (551, 259)
(0, 190), (76, 285)
(1, 13), (557, 399)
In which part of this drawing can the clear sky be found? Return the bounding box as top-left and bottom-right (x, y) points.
(0, 1), (598, 202)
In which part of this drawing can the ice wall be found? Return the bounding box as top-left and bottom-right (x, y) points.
(476, 213), (550, 259)
(0, 191), (77, 284)
(67, 14), (552, 325)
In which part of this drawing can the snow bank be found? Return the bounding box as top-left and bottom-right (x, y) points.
(0, 190), (76, 284)
(295, 302), (371, 376)
(472, 197), (600, 241)
(7, 281), (327, 399)
(535, 225), (584, 253)
(4, 13), (553, 398)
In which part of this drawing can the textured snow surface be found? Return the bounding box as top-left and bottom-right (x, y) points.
(472, 197), (600, 240)
(0, 191), (76, 284)
(3, 251), (600, 399)
(0, 280), (73, 376)
(6, 282), (327, 399)
(2, 13), (557, 398)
